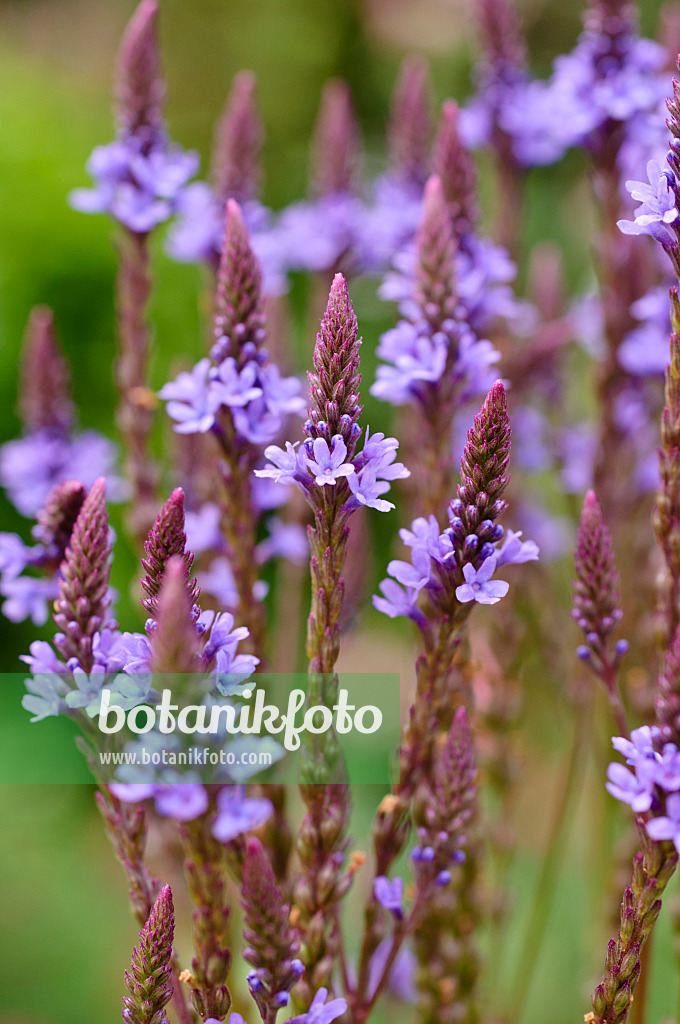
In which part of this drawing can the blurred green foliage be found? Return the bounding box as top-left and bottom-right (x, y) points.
(0, 0), (675, 1022)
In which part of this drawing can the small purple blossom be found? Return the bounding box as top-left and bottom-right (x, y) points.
(374, 875), (404, 916)
(495, 529), (540, 566)
(287, 987), (347, 1024)
(455, 557), (509, 605)
(618, 160), (679, 240)
(211, 785), (273, 843)
(159, 359), (222, 434)
(306, 435), (355, 487)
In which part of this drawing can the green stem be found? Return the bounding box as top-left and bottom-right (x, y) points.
(508, 695), (591, 1022)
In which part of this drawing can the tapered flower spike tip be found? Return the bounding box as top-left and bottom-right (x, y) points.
(573, 489), (623, 652)
(35, 480), (87, 567)
(122, 884), (175, 1024)
(432, 100), (478, 236)
(310, 79), (360, 197)
(115, 0), (165, 141)
(212, 70), (263, 203)
(458, 381), (511, 513)
(19, 306), (73, 433)
(307, 272), (363, 449)
(214, 198), (265, 359)
(141, 487), (199, 618)
(416, 174), (457, 332)
(477, 0), (527, 75)
(150, 555), (200, 674)
(388, 54), (431, 185)
(53, 478), (111, 671)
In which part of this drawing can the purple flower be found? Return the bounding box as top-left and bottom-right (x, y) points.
(372, 578), (421, 621)
(153, 783), (209, 821)
(1, 575), (59, 625)
(0, 533), (35, 579)
(254, 442), (308, 486)
(256, 519), (308, 565)
(22, 672), (70, 721)
(210, 358), (263, 408)
(306, 435), (355, 487)
(347, 466), (394, 512)
(110, 782), (209, 821)
(645, 792), (680, 850)
(212, 785), (273, 843)
(605, 762), (654, 813)
(495, 529), (540, 566)
(20, 640), (65, 675)
(184, 503), (224, 554)
(159, 359), (222, 434)
(198, 609), (257, 676)
(0, 429), (123, 518)
(387, 549), (432, 592)
(64, 668), (108, 717)
(69, 136), (199, 233)
(374, 875), (404, 915)
(455, 557), (509, 605)
(288, 987), (347, 1024)
(618, 161), (679, 240)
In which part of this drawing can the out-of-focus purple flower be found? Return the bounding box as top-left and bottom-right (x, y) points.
(256, 519), (308, 565)
(288, 988), (347, 1024)
(0, 429), (124, 518)
(22, 672), (70, 721)
(20, 641), (65, 675)
(387, 550), (433, 593)
(495, 529), (539, 566)
(645, 792), (680, 849)
(211, 358), (263, 408)
(0, 533), (36, 579)
(70, 133), (199, 233)
(455, 557), (509, 605)
(212, 785), (273, 843)
(372, 578), (421, 621)
(374, 875), (404, 916)
(159, 359), (222, 434)
(619, 286), (671, 376)
(198, 609), (259, 676)
(560, 424), (596, 494)
(184, 502), (224, 554)
(367, 940), (416, 1003)
(1, 575), (59, 626)
(605, 762), (654, 812)
(110, 782), (209, 821)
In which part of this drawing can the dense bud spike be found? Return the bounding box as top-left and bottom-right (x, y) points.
(115, 0), (165, 144)
(657, 632), (680, 746)
(584, 0), (638, 39)
(416, 175), (457, 334)
(212, 70), (263, 203)
(53, 478), (112, 671)
(432, 100), (479, 237)
(310, 79), (360, 197)
(573, 491), (624, 657)
(122, 884), (175, 1024)
(241, 836), (302, 1017)
(387, 55), (431, 185)
(457, 380), (511, 523)
(141, 488), (199, 618)
(213, 199), (266, 363)
(306, 273), (362, 451)
(477, 0), (527, 81)
(150, 556), (200, 674)
(34, 480), (87, 570)
(19, 306), (73, 433)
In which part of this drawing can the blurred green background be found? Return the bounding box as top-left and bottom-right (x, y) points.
(0, 0), (676, 1022)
